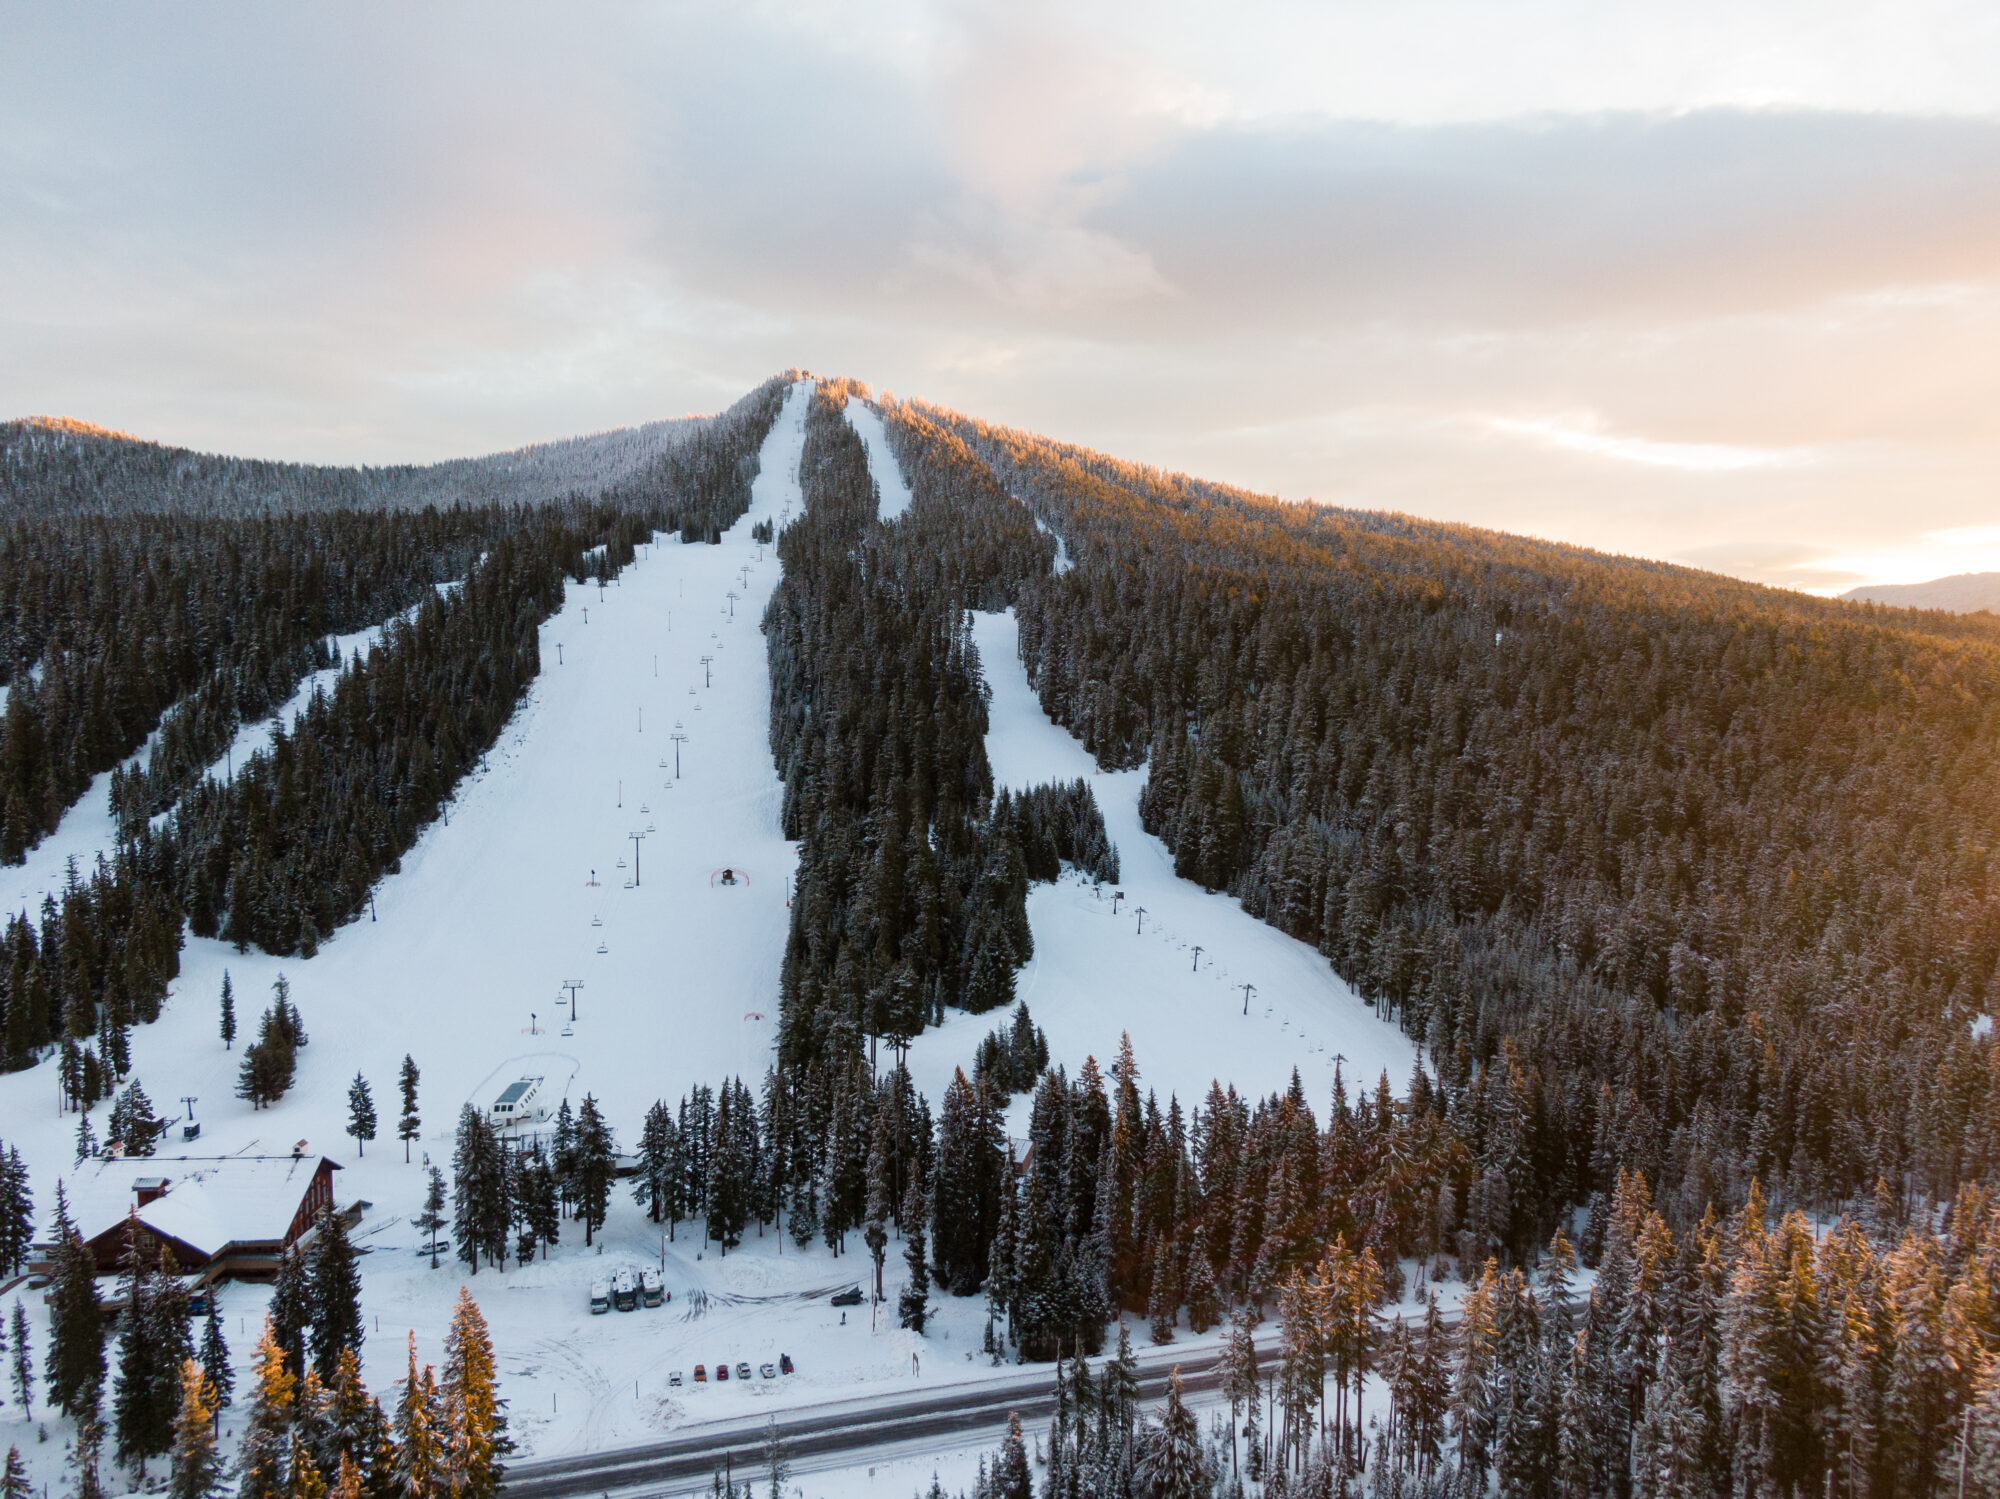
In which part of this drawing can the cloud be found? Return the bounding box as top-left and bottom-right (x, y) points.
(1487, 414), (1827, 473)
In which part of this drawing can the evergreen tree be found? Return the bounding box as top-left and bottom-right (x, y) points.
(415, 1166), (447, 1270)
(0, 1447), (27, 1499)
(114, 1234), (188, 1476)
(392, 1337), (441, 1499)
(309, 1208), (364, 1382)
(439, 1290), (509, 1499)
(268, 1246), (311, 1379)
(69, 1418), (105, 1499)
(8, 1302), (30, 1417)
(1134, 1372), (1204, 1499)
(899, 1163), (930, 1334)
(198, 1296), (232, 1410)
(218, 973), (235, 1051)
(347, 1075), (377, 1157)
(237, 1322), (295, 1499)
(46, 1184), (106, 1423)
(0, 1148), (32, 1274)
(396, 1056), (421, 1163)
(573, 1095), (614, 1248)
(166, 1360), (221, 1499)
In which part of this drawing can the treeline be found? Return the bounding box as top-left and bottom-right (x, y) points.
(906, 400), (2000, 1244)
(0, 378), (791, 1097)
(944, 1173), (2000, 1499)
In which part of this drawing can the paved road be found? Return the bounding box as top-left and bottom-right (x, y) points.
(503, 1344), (1227, 1499)
(505, 1309), (1461, 1499)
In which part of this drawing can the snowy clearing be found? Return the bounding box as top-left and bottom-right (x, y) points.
(843, 401), (913, 523)
(907, 609), (1416, 1131)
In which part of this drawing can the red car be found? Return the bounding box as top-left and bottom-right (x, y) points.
(716, 1361), (730, 1381)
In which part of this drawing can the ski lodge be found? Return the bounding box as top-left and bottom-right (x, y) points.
(39, 1153), (342, 1282)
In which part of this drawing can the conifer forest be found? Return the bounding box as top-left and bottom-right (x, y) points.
(0, 374), (1996, 1499)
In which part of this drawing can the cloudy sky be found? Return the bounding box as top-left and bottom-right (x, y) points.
(7, 1), (2000, 592)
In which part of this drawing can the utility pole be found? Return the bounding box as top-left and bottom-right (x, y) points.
(561, 980), (584, 1023)
(671, 724), (688, 777)
(1241, 982), (1256, 1016)
(629, 829), (648, 886)
(700, 655), (713, 687)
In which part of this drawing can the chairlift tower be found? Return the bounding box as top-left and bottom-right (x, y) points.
(561, 980), (584, 1023)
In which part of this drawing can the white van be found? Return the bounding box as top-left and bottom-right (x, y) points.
(641, 1267), (665, 1307)
(589, 1279), (611, 1315)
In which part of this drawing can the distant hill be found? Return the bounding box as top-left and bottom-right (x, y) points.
(0, 410), (711, 516)
(1843, 571), (2000, 612)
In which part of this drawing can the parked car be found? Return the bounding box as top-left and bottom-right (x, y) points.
(589, 1279), (611, 1315)
(716, 1362), (729, 1381)
(736, 1362), (751, 1382)
(693, 1364), (707, 1384)
(668, 1371), (683, 1388)
(830, 1286), (863, 1307)
(759, 1364), (776, 1380)
(779, 1353), (794, 1375)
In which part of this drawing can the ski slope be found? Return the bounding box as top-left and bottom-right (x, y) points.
(905, 610), (1416, 1130)
(843, 400), (913, 522)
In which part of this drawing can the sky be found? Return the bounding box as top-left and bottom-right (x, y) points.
(6, 1), (2000, 593)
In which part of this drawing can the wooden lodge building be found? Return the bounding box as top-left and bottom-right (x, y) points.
(40, 1153), (342, 1282)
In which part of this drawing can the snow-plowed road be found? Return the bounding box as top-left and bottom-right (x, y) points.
(502, 1307), (1464, 1499)
(504, 1340), (1230, 1499)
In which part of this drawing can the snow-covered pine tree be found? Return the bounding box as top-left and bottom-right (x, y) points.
(439, 1290), (510, 1499)
(899, 1155), (931, 1333)
(1134, 1371), (1204, 1499)
(392, 1338), (441, 1499)
(198, 1295), (231, 1410)
(268, 1245), (312, 1378)
(46, 1183), (106, 1423)
(218, 973), (235, 1052)
(573, 1094), (615, 1248)
(113, 1233), (189, 1476)
(634, 1102), (675, 1222)
(166, 1360), (221, 1499)
(0, 1447), (27, 1499)
(309, 1207), (364, 1382)
(0, 1147), (32, 1274)
(9, 1302), (31, 1416)
(237, 1322), (296, 1499)
(347, 1074), (377, 1157)
(416, 1165), (447, 1270)
(396, 1056), (421, 1163)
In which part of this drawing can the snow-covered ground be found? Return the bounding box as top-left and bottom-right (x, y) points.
(905, 610), (1415, 1131)
(842, 401), (913, 523)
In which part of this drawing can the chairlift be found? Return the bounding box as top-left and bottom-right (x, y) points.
(590, 916), (602, 928)
(640, 803), (650, 814)
(596, 942), (608, 954)
(646, 822), (655, 833)
(616, 857), (627, 868)
(560, 1024), (574, 1037)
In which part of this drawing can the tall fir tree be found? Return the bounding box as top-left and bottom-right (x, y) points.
(347, 1075), (378, 1157)
(396, 1056), (421, 1163)
(439, 1290), (510, 1499)
(309, 1207), (364, 1382)
(166, 1360), (221, 1499)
